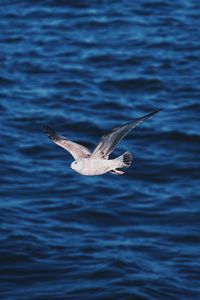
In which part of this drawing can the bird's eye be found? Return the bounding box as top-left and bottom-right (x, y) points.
(74, 162), (77, 164)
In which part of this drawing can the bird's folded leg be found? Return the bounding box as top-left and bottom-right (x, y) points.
(110, 169), (125, 175)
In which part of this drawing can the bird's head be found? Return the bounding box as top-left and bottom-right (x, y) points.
(70, 160), (82, 172)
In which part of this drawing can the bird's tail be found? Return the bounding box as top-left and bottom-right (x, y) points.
(114, 151), (132, 168)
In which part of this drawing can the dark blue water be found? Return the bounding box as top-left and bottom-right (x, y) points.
(0, 1), (200, 299)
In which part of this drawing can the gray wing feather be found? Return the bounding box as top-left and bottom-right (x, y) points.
(91, 109), (161, 159)
(43, 126), (91, 160)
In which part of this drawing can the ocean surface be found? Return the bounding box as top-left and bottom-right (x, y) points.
(0, 1), (200, 299)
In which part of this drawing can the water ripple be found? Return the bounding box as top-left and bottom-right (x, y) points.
(0, 0), (200, 299)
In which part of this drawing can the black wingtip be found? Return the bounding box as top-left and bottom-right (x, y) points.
(43, 125), (56, 140)
(141, 109), (162, 121)
(43, 125), (51, 134)
(154, 108), (162, 113)
(43, 125), (48, 133)
(149, 108), (162, 115)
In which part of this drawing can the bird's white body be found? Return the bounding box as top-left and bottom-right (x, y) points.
(71, 157), (125, 176)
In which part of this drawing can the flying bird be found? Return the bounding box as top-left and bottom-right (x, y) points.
(43, 109), (160, 176)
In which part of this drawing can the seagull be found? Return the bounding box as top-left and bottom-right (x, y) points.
(43, 109), (160, 176)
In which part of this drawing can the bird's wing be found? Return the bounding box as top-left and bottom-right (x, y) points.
(91, 109), (161, 159)
(43, 126), (91, 160)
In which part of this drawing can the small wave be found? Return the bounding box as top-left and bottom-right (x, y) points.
(163, 130), (200, 142)
(101, 77), (164, 92)
(0, 76), (15, 86)
(78, 209), (121, 227)
(0, 103), (6, 111)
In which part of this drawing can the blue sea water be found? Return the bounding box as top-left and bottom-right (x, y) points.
(0, 0), (200, 299)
